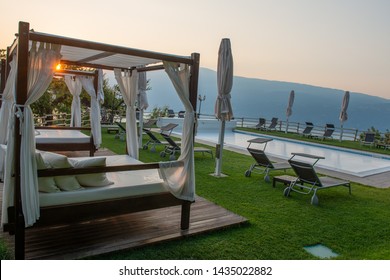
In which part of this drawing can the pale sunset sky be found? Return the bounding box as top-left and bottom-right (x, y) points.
(1, 0), (389, 99)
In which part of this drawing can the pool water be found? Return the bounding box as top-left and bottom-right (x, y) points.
(193, 130), (390, 177)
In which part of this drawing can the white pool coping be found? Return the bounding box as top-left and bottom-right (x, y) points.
(192, 130), (390, 178)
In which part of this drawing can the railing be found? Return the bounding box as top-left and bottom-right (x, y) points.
(33, 110), (387, 142)
(34, 112), (91, 127)
(196, 113), (387, 142)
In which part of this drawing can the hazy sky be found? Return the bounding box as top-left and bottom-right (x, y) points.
(1, 0), (389, 99)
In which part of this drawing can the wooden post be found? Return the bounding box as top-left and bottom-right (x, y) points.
(0, 59), (5, 108)
(181, 52), (200, 229)
(180, 201), (191, 230)
(0, 59), (5, 90)
(189, 53), (200, 112)
(14, 21), (30, 260)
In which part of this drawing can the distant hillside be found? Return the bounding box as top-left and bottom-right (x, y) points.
(106, 68), (390, 131)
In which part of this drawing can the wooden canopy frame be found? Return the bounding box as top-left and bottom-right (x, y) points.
(5, 21), (200, 259)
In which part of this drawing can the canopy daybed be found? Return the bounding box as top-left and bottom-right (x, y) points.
(1, 21), (200, 259)
(33, 69), (102, 156)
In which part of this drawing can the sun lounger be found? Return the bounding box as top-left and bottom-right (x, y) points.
(244, 138), (290, 182)
(311, 123), (335, 140)
(254, 118), (266, 130)
(114, 121), (126, 141)
(194, 147), (213, 158)
(360, 132), (376, 147)
(376, 136), (390, 150)
(160, 125), (181, 160)
(142, 120), (167, 152)
(266, 117), (278, 131)
(158, 123), (213, 160)
(283, 153), (351, 205)
(167, 109), (175, 118)
(301, 122), (314, 137)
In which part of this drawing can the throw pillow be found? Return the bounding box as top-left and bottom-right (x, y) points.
(70, 157), (114, 187)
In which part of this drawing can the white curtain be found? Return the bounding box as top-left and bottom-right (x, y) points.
(0, 58), (17, 181)
(64, 76), (82, 127)
(97, 69), (104, 103)
(114, 68), (139, 159)
(0, 59), (17, 180)
(80, 76), (102, 148)
(160, 62), (195, 201)
(0, 58), (17, 145)
(2, 42), (61, 227)
(137, 69), (149, 146)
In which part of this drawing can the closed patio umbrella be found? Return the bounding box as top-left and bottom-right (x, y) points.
(214, 38), (233, 177)
(339, 91), (350, 141)
(285, 90), (295, 133)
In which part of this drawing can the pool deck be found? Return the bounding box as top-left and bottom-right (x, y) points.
(196, 138), (390, 189)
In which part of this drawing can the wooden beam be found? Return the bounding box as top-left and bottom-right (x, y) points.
(7, 37), (18, 58)
(77, 51), (115, 63)
(55, 69), (95, 77)
(29, 31), (193, 65)
(35, 126), (91, 130)
(14, 21), (30, 260)
(37, 161), (184, 177)
(60, 60), (166, 73)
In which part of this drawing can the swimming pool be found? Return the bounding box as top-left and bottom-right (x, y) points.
(193, 130), (390, 177)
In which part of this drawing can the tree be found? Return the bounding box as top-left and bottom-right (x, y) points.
(0, 49), (6, 60)
(100, 78), (124, 124)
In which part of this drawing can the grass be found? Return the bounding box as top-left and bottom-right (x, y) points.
(91, 128), (390, 260)
(1, 128), (389, 260)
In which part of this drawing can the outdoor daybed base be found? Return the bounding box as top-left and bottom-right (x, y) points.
(35, 126), (97, 156)
(4, 155), (192, 232)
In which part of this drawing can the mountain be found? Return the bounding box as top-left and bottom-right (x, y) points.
(105, 68), (390, 131)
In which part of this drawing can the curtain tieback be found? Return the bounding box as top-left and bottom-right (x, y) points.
(15, 104), (28, 120)
(14, 104), (28, 134)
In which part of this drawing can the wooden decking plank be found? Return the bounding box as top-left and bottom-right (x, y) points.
(16, 196), (247, 259)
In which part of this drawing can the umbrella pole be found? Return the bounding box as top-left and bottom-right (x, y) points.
(285, 118), (289, 133)
(215, 119), (226, 176)
(339, 122), (343, 142)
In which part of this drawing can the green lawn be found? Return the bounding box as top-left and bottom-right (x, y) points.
(92, 128), (390, 260)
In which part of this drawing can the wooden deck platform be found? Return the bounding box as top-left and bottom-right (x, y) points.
(23, 196), (246, 259)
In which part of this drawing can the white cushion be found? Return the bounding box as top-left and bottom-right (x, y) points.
(35, 152), (61, 193)
(39, 151), (83, 191)
(54, 175), (84, 191)
(70, 157), (114, 187)
(40, 151), (72, 169)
